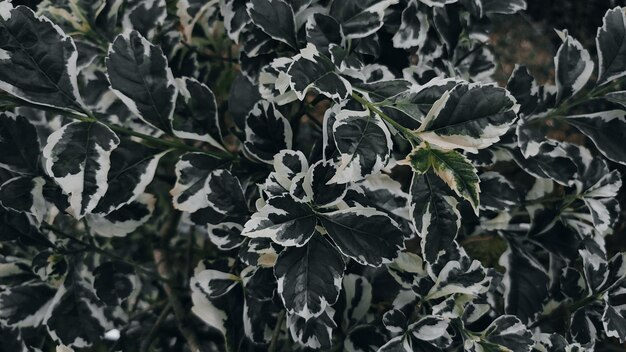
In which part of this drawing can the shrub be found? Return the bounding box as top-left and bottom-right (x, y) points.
(0, 0), (625, 351)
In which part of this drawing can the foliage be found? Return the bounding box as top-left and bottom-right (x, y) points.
(0, 0), (625, 351)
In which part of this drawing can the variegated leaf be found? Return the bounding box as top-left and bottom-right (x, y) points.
(93, 261), (138, 306)
(177, 0), (220, 42)
(92, 139), (166, 215)
(44, 275), (112, 348)
(246, 0), (297, 49)
(122, 0), (167, 40)
(106, 30), (177, 133)
(0, 113), (41, 175)
(243, 101), (293, 164)
(328, 0), (399, 39)
(319, 207), (405, 267)
(392, 0), (428, 49)
(170, 152), (225, 213)
(86, 193), (155, 237)
(302, 159), (348, 207)
(566, 110), (626, 165)
(241, 194), (317, 247)
(0, 282), (56, 329)
(330, 108), (392, 184)
(275, 234), (345, 319)
(427, 258), (491, 299)
(414, 83), (519, 153)
(554, 30), (594, 103)
(220, 0), (251, 43)
(410, 173), (461, 264)
(407, 145), (480, 214)
(499, 238), (549, 323)
(0, 5), (84, 111)
(173, 77), (224, 150)
(0, 176), (46, 223)
(597, 7), (626, 85)
(287, 44), (352, 101)
(287, 306), (336, 350)
(43, 121), (120, 219)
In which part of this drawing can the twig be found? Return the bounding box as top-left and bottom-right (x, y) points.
(139, 302), (173, 352)
(152, 211), (205, 352)
(268, 310), (286, 352)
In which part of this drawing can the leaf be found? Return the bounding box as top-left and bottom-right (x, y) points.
(86, 193), (155, 237)
(170, 152), (225, 213)
(597, 7), (626, 85)
(106, 30), (178, 133)
(239, 238), (280, 267)
(220, 0), (251, 43)
(0, 282), (56, 328)
(191, 269), (240, 299)
(287, 43), (352, 101)
(177, 0), (219, 42)
(204, 170), (247, 216)
(409, 316), (452, 347)
(499, 238), (550, 323)
(93, 261), (138, 306)
(603, 289), (626, 343)
(243, 101), (293, 163)
(43, 121), (120, 219)
(410, 173), (461, 264)
(302, 160), (348, 207)
(0, 5), (84, 111)
(246, 0), (297, 49)
(207, 222), (246, 250)
(328, 0), (399, 39)
(479, 172), (520, 211)
(306, 13), (344, 50)
(414, 83), (519, 153)
(319, 207), (405, 267)
(0, 113), (41, 175)
(44, 275), (112, 348)
(506, 65), (539, 116)
(190, 268), (245, 349)
(392, 0), (428, 49)
(287, 307), (337, 350)
(0, 176), (46, 223)
(339, 274), (373, 328)
(330, 108), (392, 184)
(566, 110), (626, 165)
(479, 316), (534, 352)
(92, 139), (166, 215)
(173, 77), (224, 150)
(0, 207), (52, 247)
(554, 30), (594, 103)
(427, 257), (491, 299)
(122, 0), (166, 40)
(407, 145), (480, 214)
(242, 195), (317, 247)
(275, 234), (345, 319)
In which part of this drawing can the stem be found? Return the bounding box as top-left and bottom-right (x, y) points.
(528, 294), (600, 329)
(351, 92), (420, 145)
(538, 78), (624, 122)
(139, 303), (173, 352)
(153, 211), (205, 352)
(0, 94), (235, 160)
(268, 310), (286, 352)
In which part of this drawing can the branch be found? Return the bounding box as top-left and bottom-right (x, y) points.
(152, 211), (205, 352)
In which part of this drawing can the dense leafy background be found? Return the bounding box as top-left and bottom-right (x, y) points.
(1, 0), (626, 351)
